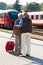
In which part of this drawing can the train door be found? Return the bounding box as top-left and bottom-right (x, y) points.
(0, 13), (5, 27)
(3, 13), (12, 29)
(8, 11), (18, 26)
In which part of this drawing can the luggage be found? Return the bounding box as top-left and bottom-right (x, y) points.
(5, 37), (15, 52)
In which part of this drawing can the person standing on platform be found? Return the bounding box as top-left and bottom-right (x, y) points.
(12, 13), (23, 55)
(19, 12), (32, 57)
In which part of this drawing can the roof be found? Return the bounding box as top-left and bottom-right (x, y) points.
(27, 11), (43, 15)
(0, 9), (18, 13)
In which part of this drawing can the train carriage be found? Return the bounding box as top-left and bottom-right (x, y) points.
(27, 11), (43, 27)
(0, 9), (18, 29)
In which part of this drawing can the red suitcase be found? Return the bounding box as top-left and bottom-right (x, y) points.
(5, 38), (15, 52)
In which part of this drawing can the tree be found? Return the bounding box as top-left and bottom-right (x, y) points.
(25, 2), (40, 12)
(40, 3), (43, 11)
(13, 0), (21, 12)
(7, 5), (13, 9)
(24, 2), (30, 12)
(21, 5), (26, 11)
(0, 2), (7, 10)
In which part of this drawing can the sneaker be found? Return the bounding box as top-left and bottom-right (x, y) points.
(20, 55), (26, 57)
(14, 51), (19, 55)
(26, 54), (30, 56)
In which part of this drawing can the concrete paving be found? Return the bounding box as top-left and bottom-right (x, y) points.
(0, 31), (43, 65)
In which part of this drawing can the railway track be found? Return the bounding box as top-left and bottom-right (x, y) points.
(32, 28), (43, 36)
(0, 28), (43, 40)
(0, 28), (43, 36)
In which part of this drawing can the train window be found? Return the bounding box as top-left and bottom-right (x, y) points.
(0, 14), (3, 18)
(0, 13), (7, 18)
(8, 11), (18, 22)
(41, 15), (43, 19)
(31, 15), (34, 19)
(4, 14), (7, 18)
(36, 15), (38, 19)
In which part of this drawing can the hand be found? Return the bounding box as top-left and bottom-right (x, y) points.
(11, 35), (15, 38)
(15, 25), (20, 27)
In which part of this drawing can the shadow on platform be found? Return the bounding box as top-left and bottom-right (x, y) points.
(26, 56), (43, 65)
(8, 51), (19, 57)
(8, 51), (43, 65)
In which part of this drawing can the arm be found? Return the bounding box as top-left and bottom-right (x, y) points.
(12, 21), (20, 37)
(11, 22), (15, 37)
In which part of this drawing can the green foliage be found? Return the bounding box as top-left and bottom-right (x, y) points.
(7, 5), (13, 9)
(21, 5), (26, 11)
(13, 0), (21, 12)
(0, 2), (7, 10)
(0, 1), (43, 12)
(24, 2), (40, 11)
(40, 3), (43, 11)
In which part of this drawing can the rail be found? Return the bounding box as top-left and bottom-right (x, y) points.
(0, 28), (43, 41)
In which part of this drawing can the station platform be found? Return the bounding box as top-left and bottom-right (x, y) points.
(0, 31), (43, 65)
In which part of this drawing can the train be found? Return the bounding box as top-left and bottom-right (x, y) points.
(0, 10), (43, 29)
(21, 11), (43, 28)
(27, 11), (43, 28)
(0, 9), (18, 29)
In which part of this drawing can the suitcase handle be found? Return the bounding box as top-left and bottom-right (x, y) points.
(10, 36), (15, 42)
(11, 35), (15, 38)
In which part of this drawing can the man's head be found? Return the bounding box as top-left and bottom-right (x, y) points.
(18, 13), (23, 19)
(24, 12), (29, 17)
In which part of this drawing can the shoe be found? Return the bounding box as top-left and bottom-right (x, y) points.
(19, 53), (22, 55)
(14, 51), (19, 55)
(26, 54), (30, 57)
(20, 55), (26, 57)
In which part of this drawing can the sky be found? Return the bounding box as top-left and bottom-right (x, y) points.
(0, 0), (43, 5)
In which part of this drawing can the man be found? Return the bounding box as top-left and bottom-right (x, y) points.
(19, 12), (32, 57)
(12, 13), (23, 54)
